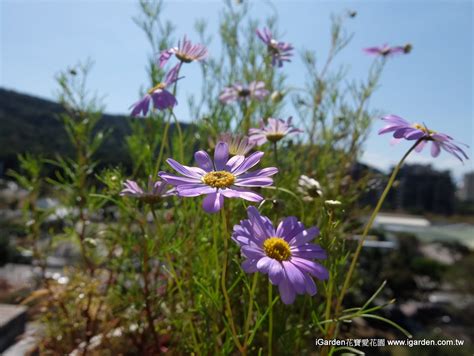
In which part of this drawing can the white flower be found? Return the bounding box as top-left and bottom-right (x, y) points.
(297, 175), (323, 201)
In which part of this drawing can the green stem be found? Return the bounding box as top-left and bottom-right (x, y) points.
(327, 139), (420, 341)
(153, 116), (171, 178)
(243, 273), (259, 346)
(170, 110), (184, 162)
(220, 208), (244, 353)
(268, 281), (273, 356)
(272, 141), (279, 166)
(150, 206), (201, 354)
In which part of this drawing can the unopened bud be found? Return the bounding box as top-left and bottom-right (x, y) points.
(271, 91), (284, 103)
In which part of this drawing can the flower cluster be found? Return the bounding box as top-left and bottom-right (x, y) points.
(130, 36), (207, 117)
(232, 207), (328, 304)
(125, 30), (469, 310)
(379, 115), (469, 162)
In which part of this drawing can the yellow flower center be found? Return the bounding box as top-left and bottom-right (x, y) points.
(147, 82), (166, 94)
(266, 133), (284, 142)
(202, 171), (235, 189)
(412, 123), (436, 135)
(263, 237), (291, 261)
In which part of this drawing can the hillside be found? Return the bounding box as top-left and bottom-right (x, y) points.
(0, 88), (183, 176)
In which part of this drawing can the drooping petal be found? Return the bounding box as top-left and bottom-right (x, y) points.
(242, 259), (259, 273)
(302, 273), (317, 295)
(151, 90), (177, 110)
(130, 95), (150, 117)
(256, 256), (273, 273)
(414, 140), (427, 152)
(431, 141), (441, 157)
(278, 272), (296, 305)
(268, 260), (284, 285)
(202, 192), (224, 213)
(290, 257), (329, 280)
(282, 261), (306, 294)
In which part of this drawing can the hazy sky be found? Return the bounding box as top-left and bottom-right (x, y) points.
(1, 0), (473, 181)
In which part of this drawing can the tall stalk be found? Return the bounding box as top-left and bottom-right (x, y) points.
(325, 139), (421, 344)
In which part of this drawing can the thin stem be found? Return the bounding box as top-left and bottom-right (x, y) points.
(272, 141), (279, 166)
(170, 110), (184, 162)
(220, 208), (244, 353)
(243, 273), (259, 346)
(326, 139), (420, 343)
(150, 207), (201, 354)
(153, 116), (171, 178)
(268, 281), (274, 356)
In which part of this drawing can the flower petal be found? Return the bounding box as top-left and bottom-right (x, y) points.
(194, 151), (214, 172)
(242, 259), (259, 273)
(232, 151), (265, 175)
(220, 188), (263, 202)
(268, 260), (284, 285)
(282, 261), (306, 294)
(202, 192), (224, 213)
(177, 184), (215, 197)
(256, 256), (273, 273)
(214, 142), (229, 170)
(278, 272), (296, 305)
(290, 257), (329, 280)
(158, 172), (200, 186)
(431, 141), (441, 157)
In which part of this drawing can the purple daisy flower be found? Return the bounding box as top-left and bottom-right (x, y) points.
(210, 133), (255, 156)
(219, 81), (269, 104)
(379, 115), (469, 162)
(159, 142), (278, 213)
(249, 117), (302, 146)
(158, 35), (208, 68)
(256, 28), (293, 67)
(130, 64), (181, 117)
(363, 43), (412, 57)
(232, 206), (328, 305)
(120, 176), (175, 204)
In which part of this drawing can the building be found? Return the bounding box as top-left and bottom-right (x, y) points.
(386, 164), (456, 215)
(458, 171), (474, 202)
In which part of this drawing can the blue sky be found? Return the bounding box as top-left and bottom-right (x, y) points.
(1, 0), (473, 182)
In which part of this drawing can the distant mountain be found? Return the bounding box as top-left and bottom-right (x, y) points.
(0, 88), (184, 176)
